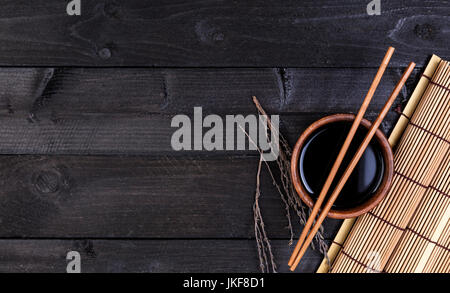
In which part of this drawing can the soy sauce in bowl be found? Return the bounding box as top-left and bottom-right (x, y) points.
(298, 121), (385, 210)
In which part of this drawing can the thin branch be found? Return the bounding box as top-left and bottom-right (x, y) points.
(246, 96), (330, 272)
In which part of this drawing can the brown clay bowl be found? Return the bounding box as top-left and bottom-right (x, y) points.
(291, 114), (394, 219)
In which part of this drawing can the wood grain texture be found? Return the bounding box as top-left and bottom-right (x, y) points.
(0, 239), (324, 273)
(0, 154), (342, 238)
(0, 113), (400, 155)
(0, 0), (448, 67)
(0, 67), (411, 154)
(0, 67), (419, 114)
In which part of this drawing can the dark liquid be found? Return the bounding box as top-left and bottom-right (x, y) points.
(299, 121), (385, 210)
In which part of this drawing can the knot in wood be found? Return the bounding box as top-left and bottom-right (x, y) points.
(98, 48), (112, 60)
(414, 23), (436, 40)
(33, 170), (60, 194)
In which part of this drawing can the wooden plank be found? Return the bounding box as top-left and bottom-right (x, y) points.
(0, 113), (399, 154)
(0, 67), (411, 154)
(0, 1), (448, 67)
(0, 154), (342, 238)
(0, 239), (325, 273)
(0, 67), (420, 115)
(0, 68), (283, 116)
(0, 113), (314, 154)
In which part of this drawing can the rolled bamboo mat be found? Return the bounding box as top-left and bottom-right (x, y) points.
(317, 55), (442, 273)
(384, 150), (450, 273)
(329, 58), (450, 273)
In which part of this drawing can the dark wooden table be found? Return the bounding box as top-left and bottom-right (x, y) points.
(0, 0), (448, 273)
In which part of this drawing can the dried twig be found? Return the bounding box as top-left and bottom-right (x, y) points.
(254, 155), (277, 273)
(249, 96), (330, 272)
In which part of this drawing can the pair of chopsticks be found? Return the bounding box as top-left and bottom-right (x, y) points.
(288, 47), (416, 271)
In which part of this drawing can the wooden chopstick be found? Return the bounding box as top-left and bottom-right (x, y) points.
(288, 47), (396, 267)
(289, 62), (416, 271)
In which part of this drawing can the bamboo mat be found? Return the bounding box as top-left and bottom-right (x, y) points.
(317, 55), (450, 273)
(384, 150), (450, 273)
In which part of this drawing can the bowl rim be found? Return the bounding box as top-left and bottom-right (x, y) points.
(290, 113), (394, 219)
